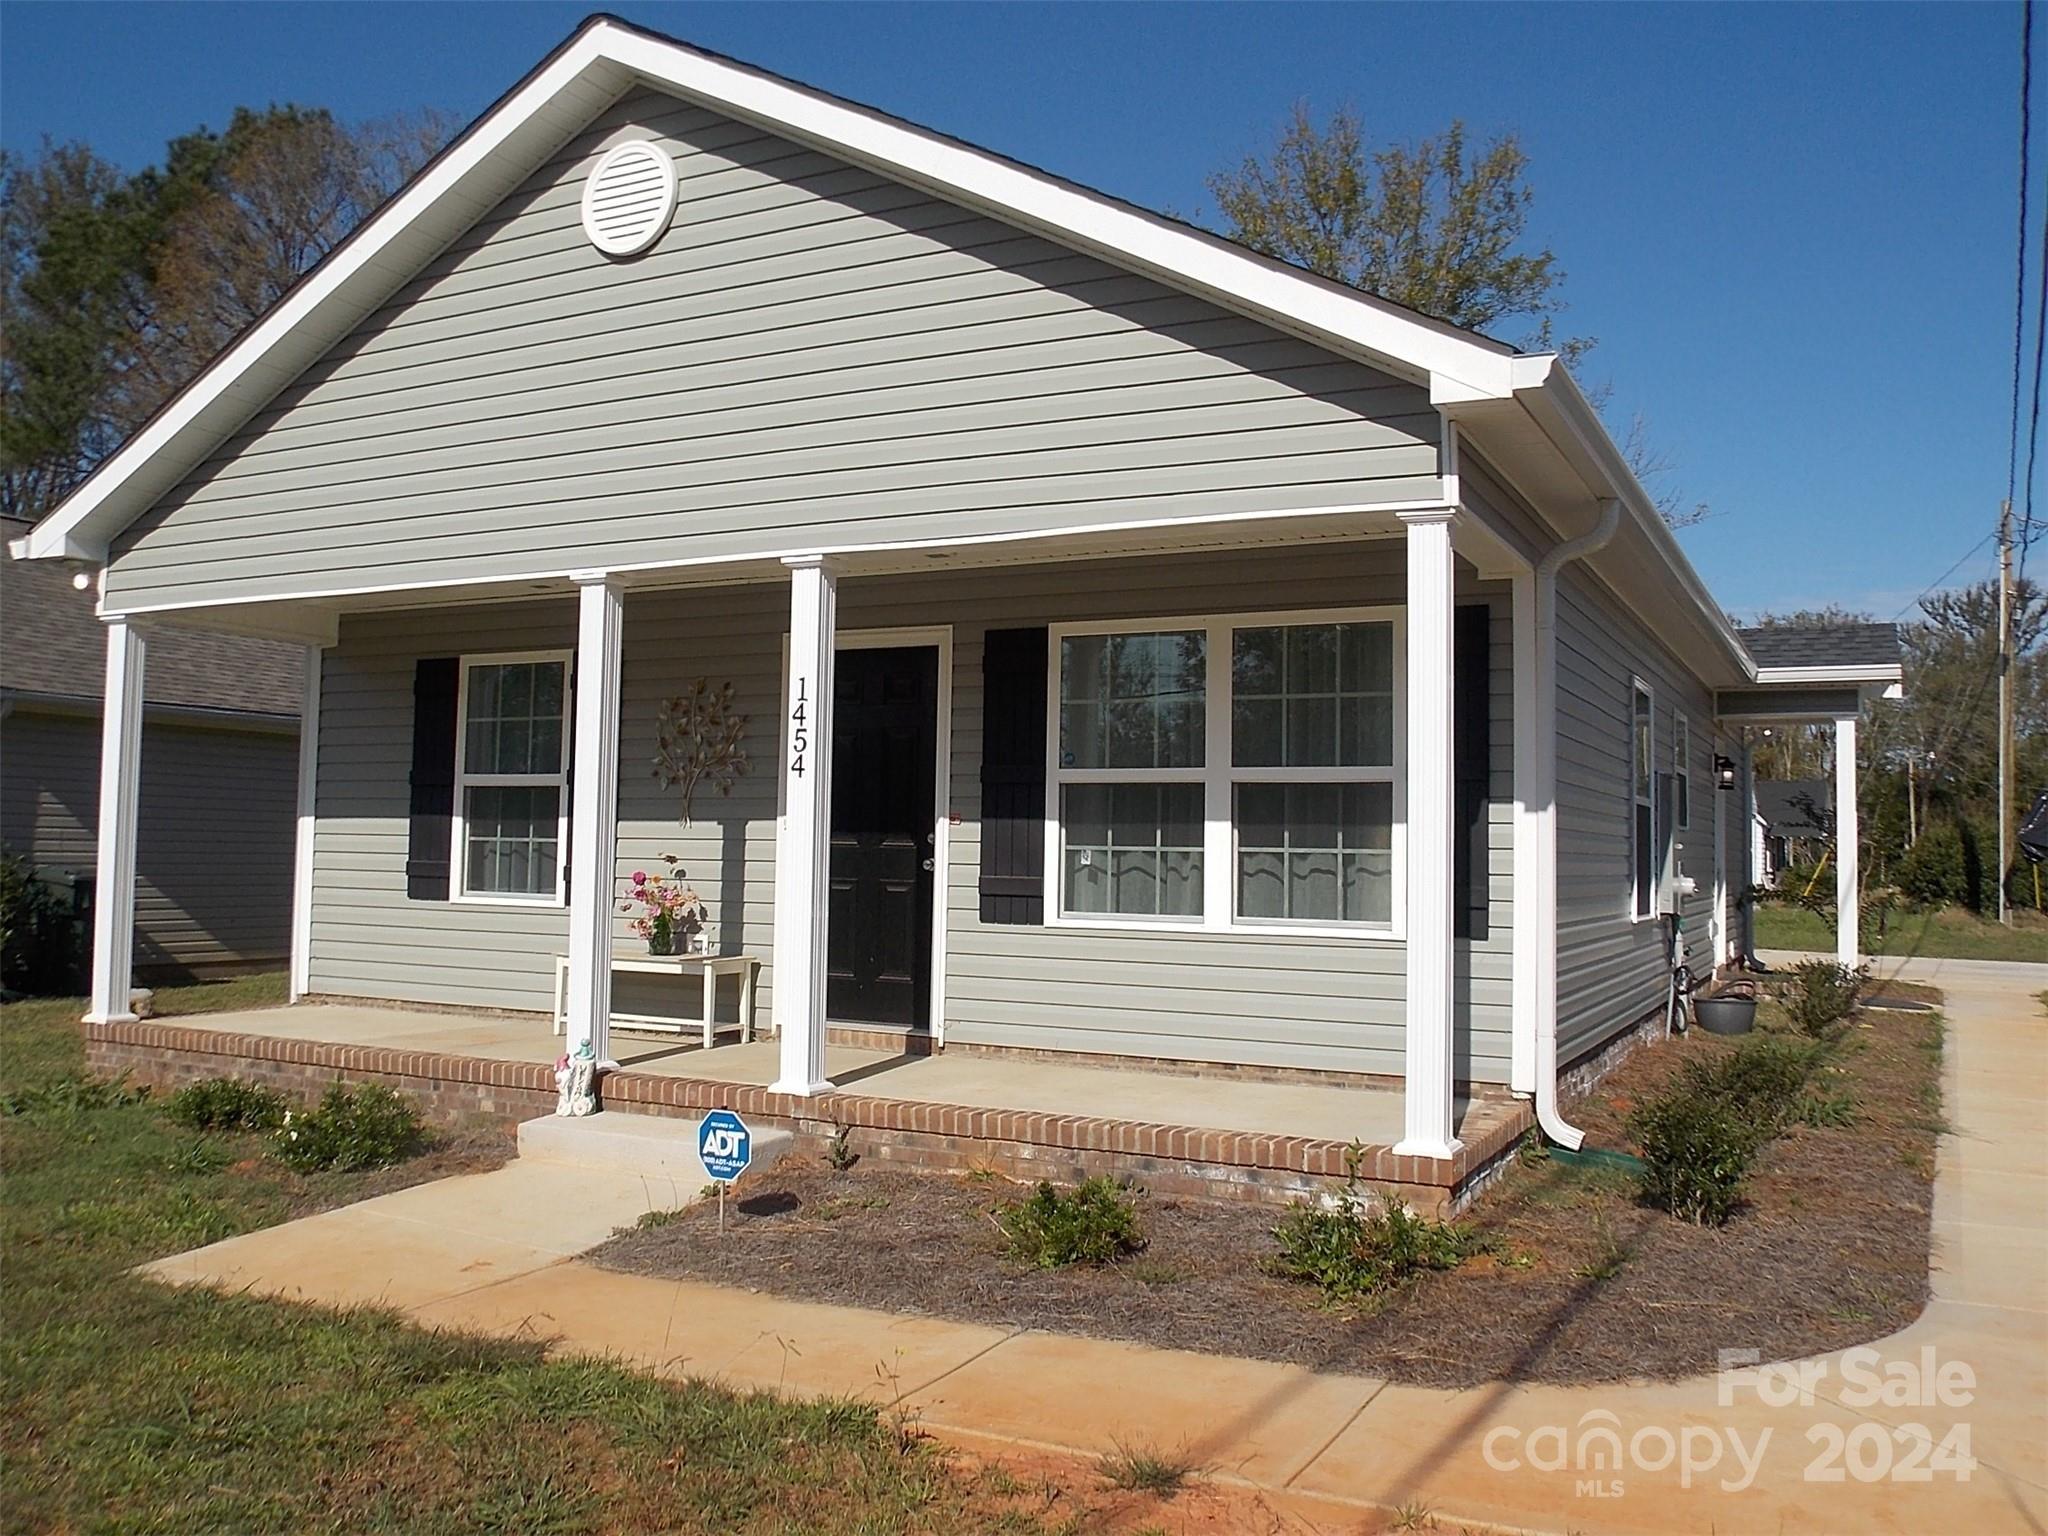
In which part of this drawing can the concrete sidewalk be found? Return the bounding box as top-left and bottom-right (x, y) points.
(142, 957), (2048, 1535)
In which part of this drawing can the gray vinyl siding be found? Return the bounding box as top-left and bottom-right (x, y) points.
(1552, 567), (1718, 1064)
(0, 708), (295, 973)
(305, 544), (1516, 1081)
(107, 89), (1439, 610)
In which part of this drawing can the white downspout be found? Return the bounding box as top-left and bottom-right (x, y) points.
(1530, 499), (1622, 1150)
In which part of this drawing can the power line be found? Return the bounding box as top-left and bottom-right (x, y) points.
(1894, 529), (1997, 620)
(2011, 0), (2035, 511)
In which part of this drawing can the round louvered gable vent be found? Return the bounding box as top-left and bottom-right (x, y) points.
(580, 141), (677, 257)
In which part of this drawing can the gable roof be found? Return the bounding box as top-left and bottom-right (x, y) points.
(1737, 622), (1903, 684)
(1, 518), (302, 717)
(13, 13), (1523, 570)
(9, 13), (1759, 686)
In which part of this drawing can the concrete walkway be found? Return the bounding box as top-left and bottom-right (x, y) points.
(143, 957), (2048, 1534)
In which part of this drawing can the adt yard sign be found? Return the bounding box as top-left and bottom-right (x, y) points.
(698, 1109), (751, 1182)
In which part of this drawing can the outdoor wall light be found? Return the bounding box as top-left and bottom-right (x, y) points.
(1715, 754), (1737, 788)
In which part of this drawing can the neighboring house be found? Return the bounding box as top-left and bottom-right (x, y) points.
(1, 514), (302, 980)
(11, 17), (1901, 1162)
(1753, 779), (1832, 889)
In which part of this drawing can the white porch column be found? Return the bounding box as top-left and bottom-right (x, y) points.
(772, 555), (837, 1096)
(564, 574), (624, 1068)
(289, 645), (323, 1002)
(1739, 736), (1758, 962)
(1397, 508), (1461, 1159)
(1710, 739), (1730, 970)
(85, 620), (147, 1024)
(1508, 565), (1538, 1097)
(1835, 713), (1860, 966)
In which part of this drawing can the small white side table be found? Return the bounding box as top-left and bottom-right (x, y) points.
(552, 953), (760, 1050)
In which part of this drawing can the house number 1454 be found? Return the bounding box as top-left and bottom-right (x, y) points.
(789, 678), (808, 777)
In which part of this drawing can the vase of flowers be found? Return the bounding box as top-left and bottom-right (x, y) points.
(620, 857), (707, 957)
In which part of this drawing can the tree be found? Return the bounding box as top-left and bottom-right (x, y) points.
(1207, 104), (1714, 527)
(1207, 106), (1580, 356)
(0, 105), (447, 522)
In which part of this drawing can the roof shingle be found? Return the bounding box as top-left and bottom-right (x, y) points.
(1737, 622), (1901, 672)
(2, 517), (302, 717)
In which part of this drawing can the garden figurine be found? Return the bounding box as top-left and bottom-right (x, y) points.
(555, 1039), (598, 1117)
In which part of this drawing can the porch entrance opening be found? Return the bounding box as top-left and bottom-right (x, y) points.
(827, 644), (938, 1030)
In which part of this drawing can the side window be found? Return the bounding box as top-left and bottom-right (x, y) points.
(1631, 680), (1655, 920)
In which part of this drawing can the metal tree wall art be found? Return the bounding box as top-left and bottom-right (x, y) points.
(653, 678), (751, 823)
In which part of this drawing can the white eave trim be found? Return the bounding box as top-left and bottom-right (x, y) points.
(1468, 355), (1759, 684)
(1752, 663), (1904, 686)
(17, 15), (1520, 567)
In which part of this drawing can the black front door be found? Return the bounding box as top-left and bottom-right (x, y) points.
(826, 645), (938, 1029)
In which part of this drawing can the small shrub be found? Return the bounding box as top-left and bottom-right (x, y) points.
(165, 1077), (289, 1132)
(825, 1125), (859, 1171)
(0, 850), (85, 996)
(1097, 1440), (1195, 1496)
(995, 1177), (1142, 1268)
(1703, 1034), (1828, 1131)
(1629, 1090), (1759, 1226)
(272, 1084), (425, 1173)
(0, 1073), (148, 1117)
(1780, 960), (1866, 1037)
(1268, 1191), (1478, 1301)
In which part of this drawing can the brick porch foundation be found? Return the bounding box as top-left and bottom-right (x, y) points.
(83, 1018), (1533, 1216)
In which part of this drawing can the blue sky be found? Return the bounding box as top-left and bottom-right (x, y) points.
(2, 1), (2035, 621)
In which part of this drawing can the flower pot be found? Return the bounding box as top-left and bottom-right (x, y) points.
(1693, 992), (1758, 1036)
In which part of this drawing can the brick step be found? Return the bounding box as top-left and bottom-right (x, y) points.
(518, 1109), (795, 1188)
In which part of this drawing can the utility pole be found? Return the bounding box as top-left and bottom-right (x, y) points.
(1999, 500), (2016, 926)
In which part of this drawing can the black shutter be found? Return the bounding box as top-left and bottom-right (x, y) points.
(1453, 604), (1492, 941)
(406, 658), (459, 901)
(978, 626), (1048, 924)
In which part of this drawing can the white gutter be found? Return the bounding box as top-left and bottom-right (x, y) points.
(1529, 498), (1623, 1150)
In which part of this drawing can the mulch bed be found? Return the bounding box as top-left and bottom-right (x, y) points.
(589, 996), (1942, 1388)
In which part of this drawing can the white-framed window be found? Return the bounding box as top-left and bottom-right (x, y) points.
(452, 651), (571, 904)
(1046, 609), (1402, 936)
(1630, 678), (1655, 921)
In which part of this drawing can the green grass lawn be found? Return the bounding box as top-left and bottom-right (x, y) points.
(1754, 902), (2048, 964)
(0, 984), (1053, 1535)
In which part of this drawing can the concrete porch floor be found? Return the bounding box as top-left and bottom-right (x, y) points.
(163, 1002), (1493, 1148)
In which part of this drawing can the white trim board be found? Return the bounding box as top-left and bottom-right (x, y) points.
(90, 499), (1444, 627)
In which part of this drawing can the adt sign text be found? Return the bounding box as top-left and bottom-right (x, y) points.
(698, 1109), (752, 1182)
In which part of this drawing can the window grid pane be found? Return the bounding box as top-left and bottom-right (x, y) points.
(1233, 622), (1393, 768)
(1235, 781), (1392, 924)
(464, 785), (561, 896)
(1060, 632), (1206, 770)
(1062, 783), (1204, 917)
(466, 662), (567, 776)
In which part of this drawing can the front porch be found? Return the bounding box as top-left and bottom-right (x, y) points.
(86, 1002), (1532, 1214)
